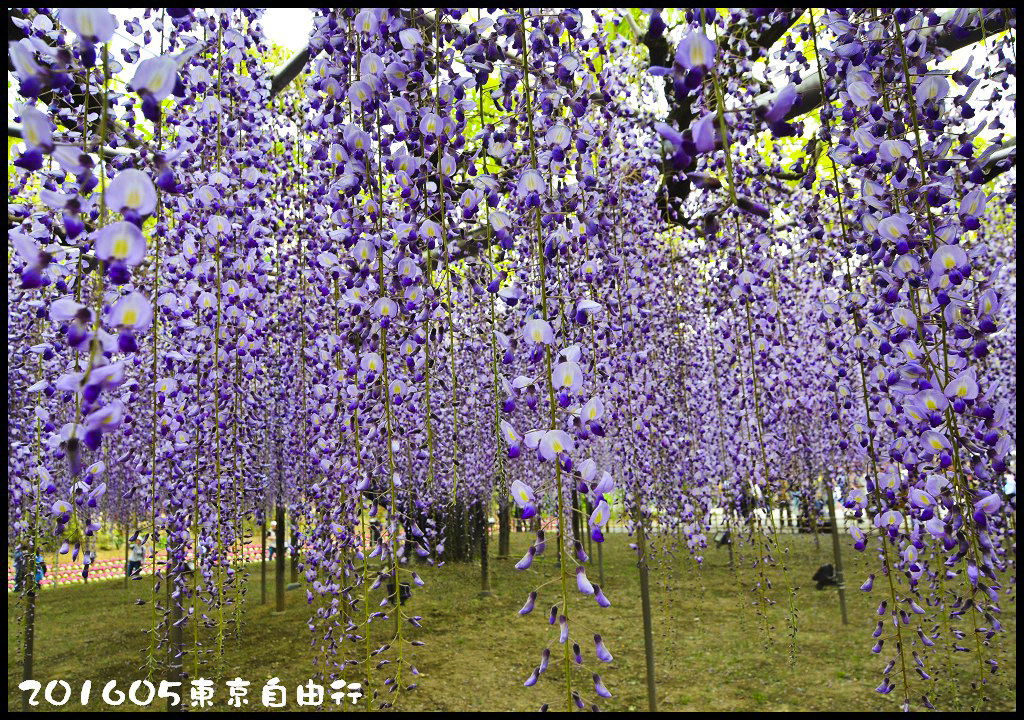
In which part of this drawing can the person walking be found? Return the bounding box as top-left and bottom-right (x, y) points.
(267, 520), (278, 561)
(34, 549), (47, 585)
(13, 542), (27, 592)
(126, 538), (145, 577)
(778, 483), (793, 528)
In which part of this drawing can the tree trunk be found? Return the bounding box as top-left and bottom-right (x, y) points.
(275, 503), (286, 612)
(497, 498), (510, 559)
(570, 486), (582, 547)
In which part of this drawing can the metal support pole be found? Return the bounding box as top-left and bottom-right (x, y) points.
(635, 503), (657, 712)
(479, 502), (492, 597)
(825, 481), (849, 624)
(260, 512), (267, 605)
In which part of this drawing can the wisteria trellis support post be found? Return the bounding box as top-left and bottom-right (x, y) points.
(123, 513), (130, 589)
(290, 523), (300, 587)
(824, 477), (849, 625)
(52, 538), (61, 591)
(479, 496), (493, 598)
(261, 507), (267, 605)
(634, 500), (658, 713)
(497, 498), (511, 560)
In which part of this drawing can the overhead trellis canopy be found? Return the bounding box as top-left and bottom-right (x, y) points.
(7, 7), (1017, 713)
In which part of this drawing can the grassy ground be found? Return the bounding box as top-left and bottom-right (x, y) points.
(7, 530), (1016, 712)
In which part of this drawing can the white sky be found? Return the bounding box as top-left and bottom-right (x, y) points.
(261, 8), (314, 55)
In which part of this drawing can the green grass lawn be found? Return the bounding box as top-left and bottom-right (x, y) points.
(7, 530), (1016, 712)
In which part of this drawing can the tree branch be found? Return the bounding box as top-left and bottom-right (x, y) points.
(752, 8), (1017, 124)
